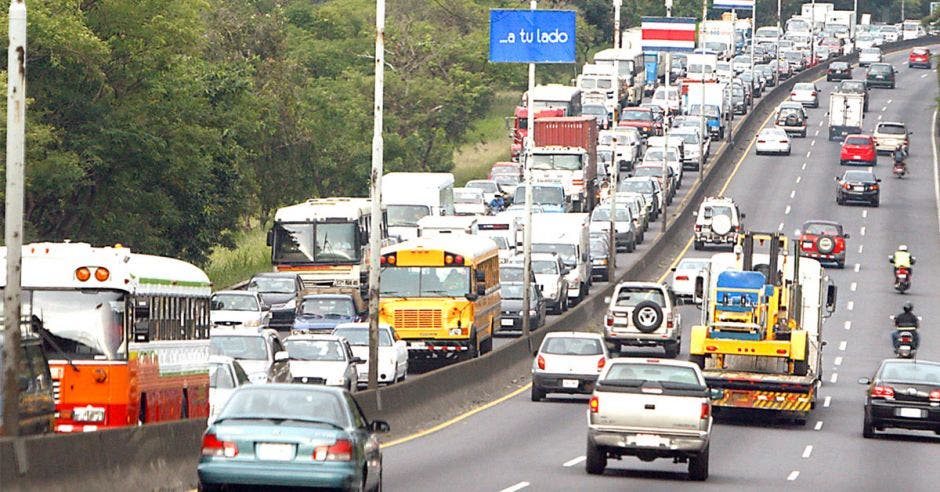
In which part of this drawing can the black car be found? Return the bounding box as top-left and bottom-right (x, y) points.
(247, 272), (304, 331)
(836, 80), (870, 112)
(859, 359), (940, 438)
(866, 62), (896, 89)
(827, 61), (853, 82)
(836, 170), (881, 207)
(499, 282), (546, 335)
(589, 233), (611, 281)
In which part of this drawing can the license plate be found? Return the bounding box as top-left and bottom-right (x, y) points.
(632, 434), (666, 447)
(854, 186), (865, 191)
(876, 75), (885, 79)
(853, 155), (862, 160)
(501, 319), (514, 327)
(562, 379), (580, 389)
(256, 443), (296, 461)
(897, 407), (925, 419)
(409, 341), (426, 349)
(802, 241), (814, 249)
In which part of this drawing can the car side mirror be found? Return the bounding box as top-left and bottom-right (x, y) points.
(465, 292), (480, 302)
(843, 233), (850, 239)
(370, 420), (391, 433)
(603, 296), (612, 304)
(740, 213), (746, 219)
(351, 357), (365, 364)
(274, 351), (289, 363)
(834, 176), (840, 181)
(858, 377), (871, 385)
(876, 178), (882, 183)
(709, 388), (724, 400)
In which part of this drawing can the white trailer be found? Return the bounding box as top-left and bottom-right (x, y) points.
(801, 3), (834, 24)
(577, 63), (621, 115)
(828, 92), (864, 141)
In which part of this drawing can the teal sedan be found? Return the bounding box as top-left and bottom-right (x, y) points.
(198, 384), (389, 491)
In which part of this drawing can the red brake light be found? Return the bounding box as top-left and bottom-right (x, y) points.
(790, 92), (796, 96)
(700, 402), (711, 419)
(811, 91), (817, 96)
(605, 316), (614, 327)
(675, 275), (689, 281)
(202, 433), (238, 458)
(871, 385), (895, 399)
(537, 355), (546, 370)
(597, 357), (606, 369)
(929, 390), (940, 402)
(590, 396), (599, 413)
(313, 439), (353, 461)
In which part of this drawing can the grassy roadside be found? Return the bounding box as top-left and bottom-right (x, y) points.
(452, 91), (518, 186)
(203, 226), (270, 289)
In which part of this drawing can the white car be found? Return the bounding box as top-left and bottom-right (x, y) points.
(731, 55), (751, 73)
(331, 323), (408, 386)
(589, 204), (637, 253)
(789, 82), (819, 108)
(650, 86), (680, 115)
(208, 355), (250, 424)
(641, 146), (683, 190)
(210, 290), (271, 329)
(858, 47), (882, 67)
(209, 328), (291, 384)
(755, 127), (791, 156)
(284, 334), (361, 391)
(671, 257), (712, 298)
(531, 331), (610, 401)
(693, 196), (744, 250)
(453, 187), (488, 216)
(715, 61), (734, 80)
(512, 252), (569, 313)
(670, 127), (708, 171)
(465, 179), (502, 204)
(855, 34), (876, 51)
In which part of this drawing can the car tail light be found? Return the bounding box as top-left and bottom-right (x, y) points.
(694, 224), (702, 231)
(605, 316), (614, 327)
(666, 315), (674, 329)
(871, 385), (895, 399)
(202, 434), (238, 458)
(929, 390), (940, 402)
(811, 91), (817, 96)
(790, 92), (796, 96)
(597, 357), (606, 370)
(700, 403), (711, 419)
(313, 439), (353, 461)
(590, 396), (599, 413)
(779, 140), (788, 144)
(757, 139), (766, 143)
(675, 275), (689, 281)
(537, 355), (546, 370)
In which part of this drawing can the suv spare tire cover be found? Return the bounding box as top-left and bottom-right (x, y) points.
(711, 214), (733, 236)
(817, 236), (835, 253)
(632, 300), (664, 333)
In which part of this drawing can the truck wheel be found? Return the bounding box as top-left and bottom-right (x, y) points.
(664, 341), (680, 359)
(632, 301), (664, 334)
(531, 384), (545, 402)
(688, 445), (709, 481)
(468, 332), (479, 359)
(198, 482), (223, 492)
(693, 240), (703, 251)
(585, 441), (607, 475)
(481, 334), (493, 354)
(689, 354), (706, 369)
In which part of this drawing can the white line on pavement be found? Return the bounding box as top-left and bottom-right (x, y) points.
(790, 190), (796, 198)
(819, 120), (824, 127)
(785, 205), (791, 215)
(788, 471), (801, 481)
(847, 301), (854, 311)
(811, 140), (816, 147)
(802, 162), (807, 170)
(850, 282), (857, 291)
(824, 396), (832, 408)
(815, 129), (820, 136)
(806, 150), (812, 158)
(862, 210), (868, 218)
(830, 373), (839, 383)
(501, 482), (530, 492)
(858, 244), (864, 254)
(923, 73), (929, 78)
(802, 445), (814, 458)
(562, 456), (586, 467)
(796, 176), (802, 183)
(839, 341), (847, 351)
(854, 263), (861, 272)
(814, 421), (824, 431)
(887, 99), (892, 104)
(882, 106), (888, 112)
(932, 109), (940, 237)
(878, 114), (883, 120)
(844, 321), (852, 330)
(778, 222), (785, 232)
(835, 356), (843, 366)
(860, 226), (866, 236)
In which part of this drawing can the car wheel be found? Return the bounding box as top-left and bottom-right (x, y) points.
(688, 445), (709, 481)
(198, 482), (222, 492)
(468, 332), (479, 358)
(664, 341), (680, 359)
(863, 412), (876, 439)
(585, 440), (607, 475)
(562, 294), (569, 312)
(872, 199), (880, 208)
(627, 240), (636, 253)
(531, 384), (545, 402)
(836, 195), (844, 205)
(694, 240), (703, 251)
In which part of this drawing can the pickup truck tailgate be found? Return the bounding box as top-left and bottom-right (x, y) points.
(592, 390), (706, 432)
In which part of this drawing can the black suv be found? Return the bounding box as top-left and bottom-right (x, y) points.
(0, 333), (55, 436)
(866, 63), (896, 89)
(246, 272), (304, 331)
(836, 80), (870, 112)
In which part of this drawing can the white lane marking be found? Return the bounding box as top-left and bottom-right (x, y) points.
(862, 210), (868, 218)
(814, 421), (824, 431)
(796, 176), (802, 183)
(867, 166), (873, 173)
(923, 73), (929, 78)
(835, 356), (843, 366)
(802, 162), (807, 170)
(847, 301), (854, 311)
(811, 140), (816, 147)
(788, 471), (801, 481)
(778, 222), (785, 232)
(932, 109), (940, 238)
(563, 456), (586, 467)
(790, 190), (796, 198)
(881, 106), (888, 112)
(860, 226), (866, 236)
(878, 114), (883, 121)
(501, 482), (530, 492)
(815, 129), (820, 136)
(887, 99), (892, 104)
(854, 263), (861, 272)
(830, 373), (839, 383)
(806, 150), (812, 158)
(824, 396), (832, 407)
(858, 244), (864, 254)
(839, 341), (847, 351)
(802, 445), (814, 458)
(819, 120), (824, 127)
(785, 205), (792, 215)
(844, 321), (851, 330)
(850, 282), (857, 291)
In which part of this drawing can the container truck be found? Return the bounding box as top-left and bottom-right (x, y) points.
(530, 117), (599, 213)
(828, 92), (864, 141)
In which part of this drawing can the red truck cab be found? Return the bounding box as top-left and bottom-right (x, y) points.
(510, 106), (565, 159)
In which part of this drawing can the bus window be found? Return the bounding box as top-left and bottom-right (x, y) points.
(380, 266), (470, 297)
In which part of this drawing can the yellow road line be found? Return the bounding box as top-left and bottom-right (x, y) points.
(383, 383), (532, 448)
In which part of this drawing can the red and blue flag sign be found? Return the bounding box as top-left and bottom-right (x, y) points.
(641, 17), (697, 53)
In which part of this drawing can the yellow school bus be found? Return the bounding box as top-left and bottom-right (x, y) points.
(379, 235), (500, 361)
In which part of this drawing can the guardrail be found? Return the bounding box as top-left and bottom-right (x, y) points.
(2, 35), (935, 491)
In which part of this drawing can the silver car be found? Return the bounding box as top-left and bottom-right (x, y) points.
(789, 82), (819, 108)
(208, 355), (251, 424)
(209, 328), (292, 384)
(210, 290), (271, 329)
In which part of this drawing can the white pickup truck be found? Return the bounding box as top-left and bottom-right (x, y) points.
(586, 359), (719, 481)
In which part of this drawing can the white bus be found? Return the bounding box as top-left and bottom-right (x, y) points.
(383, 172), (455, 242)
(269, 197), (386, 289)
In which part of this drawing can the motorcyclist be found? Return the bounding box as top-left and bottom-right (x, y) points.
(892, 302), (920, 350)
(893, 146), (907, 165)
(488, 194), (507, 213)
(889, 244), (916, 275)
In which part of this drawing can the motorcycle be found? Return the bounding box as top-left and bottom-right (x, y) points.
(894, 329), (917, 359)
(895, 267), (912, 293)
(893, 160), (907, 178)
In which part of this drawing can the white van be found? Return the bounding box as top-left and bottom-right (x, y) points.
(417, 215), (479, 238)
(383, 172), (455, 241)
(531, 213), (591, 304)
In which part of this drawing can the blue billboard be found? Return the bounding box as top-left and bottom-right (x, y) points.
(489, 9), (576, 64)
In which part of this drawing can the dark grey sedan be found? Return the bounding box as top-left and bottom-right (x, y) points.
(859, 359), (940, 438)
(499, 282), (546, 335)
(836, 170), (881, 207)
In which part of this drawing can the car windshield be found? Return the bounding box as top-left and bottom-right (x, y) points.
(869, 64), (892, 74)
(619, 179), (653, 194)
(794, 83), (814, 91)
(501, 283), (538, 300)
(643, 148), (679, 162)
(210, 335), (267, 361)
(531, 260), (560, 275)
(285, 339), (347, 361)
(583, 105), (607, 116)
(840, 81), (864, 91)
(620, 110), (653, 121)
(331, 327), (392, 347)
(760, 128), (787, 138)
(843, 171), (874, 182)
(218, 387), (348, 427)
(541, 336), (603, 356)
(500, 267), (525, 283)
(590, 239), (608, 255)
(299, 298), (355, 318)
(592, 207), (631, 222)
(913, 48), (928, 55)
(831, 62), (848, 69)
(613, 287), (665, 307)
(247, 277), (296, 294)
(467, 181), (499, 193)
(877, 124), (906, 135)
(211, 294), (259, 312)
(862, 48), (880, 55)
(454, 190), (482, 204)
(380, 266), (470, 297)
(845, 136), (871, 146)
(493, 174), (520, 186)
(702, 205), (734, 219)
(804, 223), (841, 235)
(879, 362), (940, 385)
(677, 258), (710, 271)
(673, 132), (698, 144)
(604, 363), (702, 387)
(532, 243), (577, 267)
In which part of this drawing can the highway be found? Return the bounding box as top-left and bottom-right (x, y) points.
(383, 47), (940, 491)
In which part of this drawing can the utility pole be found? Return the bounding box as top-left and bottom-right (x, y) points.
(614, 0), (622, 49)
(698, 0), (706, 186)
(522, 0), (537, 339)
(662, 0), (672, 234)
(776, 0), (781, 86)
(2, 0), (27, 437)
(367, 0), (385, 390)
(811, 0), (816, 66)
(608, 0), (622, 282)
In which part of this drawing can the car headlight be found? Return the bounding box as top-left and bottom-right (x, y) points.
(244, 319), (261, 328)
(72, 406), (106, 423)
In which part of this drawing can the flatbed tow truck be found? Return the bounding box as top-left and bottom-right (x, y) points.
(689, 231), (838, 424)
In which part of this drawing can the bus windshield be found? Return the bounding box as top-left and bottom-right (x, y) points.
(3, 289), (127, 360)
(386, 204), (431, 228)
(380, 266), (471, 297)
(272, 222), (360, 264)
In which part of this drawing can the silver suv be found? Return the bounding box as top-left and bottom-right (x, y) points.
(603, 282), (681, 358)
(693, 196), (744, 250)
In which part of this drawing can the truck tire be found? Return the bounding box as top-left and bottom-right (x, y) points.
(663, 341), (680, 359)
(468, 332), (479, 359)
(585, 440), (607, 475)
(688, 445), (709, 481)
(632, 301), (664, 334)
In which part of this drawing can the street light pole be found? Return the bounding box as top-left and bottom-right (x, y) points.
(614, 0), (622, 49)
(698, 0), (706, 186)
(2, 0), (27, 437)
(522, 0), (537, 339)
(367, 0), (386, 391)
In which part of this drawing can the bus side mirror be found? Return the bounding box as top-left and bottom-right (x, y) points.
(477, 283), (487, 296)
(826, 284), (838, 312)
(694, 276), (705, 304)
(266, 230), (273, 247)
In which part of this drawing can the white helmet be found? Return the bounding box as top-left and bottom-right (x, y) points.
(898, 244), (909, 252)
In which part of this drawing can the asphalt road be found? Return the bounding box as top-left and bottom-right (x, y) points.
(383, 47), (940, 491)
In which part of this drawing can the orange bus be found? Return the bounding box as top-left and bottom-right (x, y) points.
(1, 242), (212, 432)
